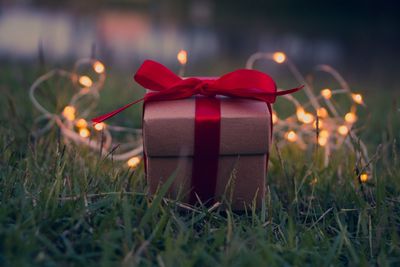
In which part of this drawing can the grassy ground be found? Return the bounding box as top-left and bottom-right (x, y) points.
(1, 63), (400, 266)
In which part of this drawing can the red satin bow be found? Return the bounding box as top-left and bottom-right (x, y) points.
(92, 59), (303, 123)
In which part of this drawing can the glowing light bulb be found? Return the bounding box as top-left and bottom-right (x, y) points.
(79, 75), (93, 87)
(79, 128), (90, 138)
(360, 173), (368, 182)
(62, 106), (76, 121)
(296, 107), (305, 120)
(285, 131), (297, 142)
(352, 93), (363, 104)
(127, 156), (141, 168)
(319, 130), (329, 138)
(296, 108), (314, 123)
(272, 112), (278, 124)
(318, 136), (328, 146)
(345, 112), (357, 123)
(302, 113), (314, 124)
(75, 118), (87, 128)
(338, 125), (349, 135)
(177, 50), (187, 65)
(313, 119), (323, 129)
(94, 122), (105, 131)
(317, 107), (328, 118)
(93, 61), (105, 74)
(272, 52), (286, 64)
(321, 89), (332, 99)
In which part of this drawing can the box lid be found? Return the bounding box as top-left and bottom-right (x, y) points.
(143, 96), (270, 157)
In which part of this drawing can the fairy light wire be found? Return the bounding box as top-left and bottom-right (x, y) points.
(29, 50), (370, 180)
(29, 58), (143, 167)
(245, 51), (370, 179)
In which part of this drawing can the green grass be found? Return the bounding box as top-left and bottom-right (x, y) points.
(1, 63), (400, 266)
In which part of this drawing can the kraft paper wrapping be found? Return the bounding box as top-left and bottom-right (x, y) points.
(143, 96), (271, 209)
(147, 155), (266, 209)
(143, 97), (270, 157)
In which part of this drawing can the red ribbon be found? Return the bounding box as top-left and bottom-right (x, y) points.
(92, 60), (302, 204)
(92, 60), (303, 124)
(192, 97), (221, 203)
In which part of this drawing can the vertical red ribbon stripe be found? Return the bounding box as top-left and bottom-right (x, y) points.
(190, 96), (221, 204)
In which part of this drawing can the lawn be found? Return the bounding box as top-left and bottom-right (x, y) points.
(1, 62), (400, 267)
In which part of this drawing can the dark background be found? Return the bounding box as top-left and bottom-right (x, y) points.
(1, 0), (399, 90)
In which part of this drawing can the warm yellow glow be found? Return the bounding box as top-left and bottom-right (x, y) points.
(319, 130), (329, 138)
(318, 136), (328, 146)
(94, 122), (105, 131)
(62, 106), (76, 121)
(296, 108), (314, 123)
(272, 52), (286, 64)
(272, 112), (278, 124)
(360, 173), (368, 182)
(318, 130), (329, 146)
(75, 118), (87, 128)
(79, 128), (90, 138)
(345, 112), (357, 123)
(321, 89), (332, 99)
(352, 93), (363, 104)
(296, 107), (305, 120)
(93, 61), (105, 74)
(177, 49), (187, 65)
(302, 113), (314, 124)
(285, 130), (297, 142)
(313, 119), (323, 129)
(79, 75), (93, 87)
(338, 125), (349, 135)
(317, 107), (328, 118)
(127, 156), (141, 168)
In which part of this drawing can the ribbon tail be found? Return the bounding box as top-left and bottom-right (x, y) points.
(91, 97), (144, 124)
(275, 85), (304, 96)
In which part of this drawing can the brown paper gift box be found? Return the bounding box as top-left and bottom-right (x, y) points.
(143, 96), (271, 209)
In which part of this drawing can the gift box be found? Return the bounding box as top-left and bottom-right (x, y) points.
(144, 97), (270, 209)
(92, 60), (301, 210)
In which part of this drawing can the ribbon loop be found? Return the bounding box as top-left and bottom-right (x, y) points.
(92, 60), (302, 124)
(193, 80), (215, 97)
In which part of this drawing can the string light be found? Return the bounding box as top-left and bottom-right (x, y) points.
(352, 93), (363, 104)
(303, 113), (314, 124)
(313, 119), (323, 129)
(94, 122), (105, 131)
(318, 136), (328, 146)
(296, 107), (314, 124)
(317, 107), (328, 118)
(62, 106), (76, 121)
(321, 88), (332, 99)
(127, 156), (141, 168)
(344, 112), (357, 123)
(30, 58), (143, 165)
(337, 125), (349, 136)
(360, 173), (368, 183)
(79, 75), (93, 87)
(75, 118), (88, 128)
(272, 52), (286, 64)
(319, 130), (329, 138)
(245, 51), (369, 172)
(93, 61), (105, 74)
(272, 112), (278, 124)
(285, 130), (297, 142)
(79, 128), (90, 138)
(296, 107), (305, 121)
(177, 50), (187, 65)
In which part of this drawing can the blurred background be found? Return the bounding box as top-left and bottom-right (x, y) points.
(1, 0), (399, 90)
